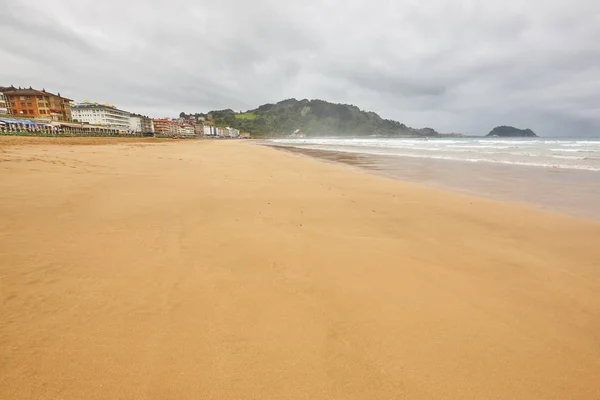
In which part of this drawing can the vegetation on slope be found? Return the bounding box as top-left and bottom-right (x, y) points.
(181, 98), (439, 137)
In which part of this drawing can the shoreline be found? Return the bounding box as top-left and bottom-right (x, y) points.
(1, 139), (599, 399)
(265, 143), (600, 221)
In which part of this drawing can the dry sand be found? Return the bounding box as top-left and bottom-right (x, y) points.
(0, 135), (172, 147)
(1, 138), (599, 399)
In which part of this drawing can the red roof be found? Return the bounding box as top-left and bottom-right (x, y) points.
(1, 86), (72, 101)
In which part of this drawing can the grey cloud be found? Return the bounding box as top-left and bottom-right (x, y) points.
(2, 5), (95, 54)
(1, 0), (600, 136)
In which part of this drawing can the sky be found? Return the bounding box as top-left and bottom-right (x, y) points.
(1, 0), (599, 136)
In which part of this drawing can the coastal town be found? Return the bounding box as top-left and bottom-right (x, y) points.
(0, 85), (248, 139)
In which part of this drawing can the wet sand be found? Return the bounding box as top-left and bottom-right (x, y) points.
(269, 145), (600, 220)
(1, 138), (600, 399)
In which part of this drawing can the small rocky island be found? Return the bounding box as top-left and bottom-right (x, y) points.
(486, 126), (538, 137)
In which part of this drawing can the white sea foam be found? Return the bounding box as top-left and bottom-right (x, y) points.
(270, 137), (600, 172)
(551, 148), (595, 153)
(552, 155), (587, 160)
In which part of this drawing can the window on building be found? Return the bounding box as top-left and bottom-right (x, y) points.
(37, 96), (43, 100)
(27, 102), (32, 107)
(28, 110), (33, 114)
(20, 102), (25, 107)
(26, 96), (31, 100)
(19, 96), (25, 100)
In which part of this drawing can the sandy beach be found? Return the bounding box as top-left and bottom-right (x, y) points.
(1, 137), (599, 399)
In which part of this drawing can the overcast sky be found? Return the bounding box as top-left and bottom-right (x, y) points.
(2, 0), (599, 136)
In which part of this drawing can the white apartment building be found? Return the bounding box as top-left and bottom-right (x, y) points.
(71, 103), (130, 131)
(179, 125), (196, 137)
(129, 116), (142, 133)
(129, 116), (156, 135)
(0, 92), (9, 115)
(201, 126), (239, 138)
(225, 127), (240, 138)
(203, 125), (217, 136)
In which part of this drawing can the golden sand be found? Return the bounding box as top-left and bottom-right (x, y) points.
(0, 135), (173, 147)
(1, 138), (599, 399)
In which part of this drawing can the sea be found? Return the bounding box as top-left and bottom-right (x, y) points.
(267, 137), (600, 220)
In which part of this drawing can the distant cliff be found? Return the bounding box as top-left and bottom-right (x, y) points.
(486, 126), (538, 137)
(181, 99), (441, 138)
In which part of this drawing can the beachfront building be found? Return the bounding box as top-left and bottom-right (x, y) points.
(179, 124), (196, 137)
(51, 122), (120, 136)
(129, 116), (142, 134)
(1, 86), (72, 121)
(145, 119), (155, 134)
(153, 119), (178, 137)
(129, 115), (154, 136)
(203, 125), (218, 137)
(0, 119), (119, 136)
(71, 103), (130, 132)
(152, 119), (169, 136)
(0, 92), (9, 116)
(193, 123), (204, 136)
(225, 127), (240, 138)
(201, 126), (239, 138)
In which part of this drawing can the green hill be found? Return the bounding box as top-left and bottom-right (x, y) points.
(183, 99), (440, 137)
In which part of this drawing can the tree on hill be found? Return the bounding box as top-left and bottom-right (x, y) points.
(184, 99), (443, 138)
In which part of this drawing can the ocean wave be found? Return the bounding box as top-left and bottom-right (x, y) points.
(269, 138), (600, 171)
(284, 145), (600, 171)
(507, 152), (543, 157)
(552, 155), (587, 160)
(447, 145), (513, 149)
(305, 144), (530, 156)
(550, 148), (595, 153)
(482, 140), (540, 145)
